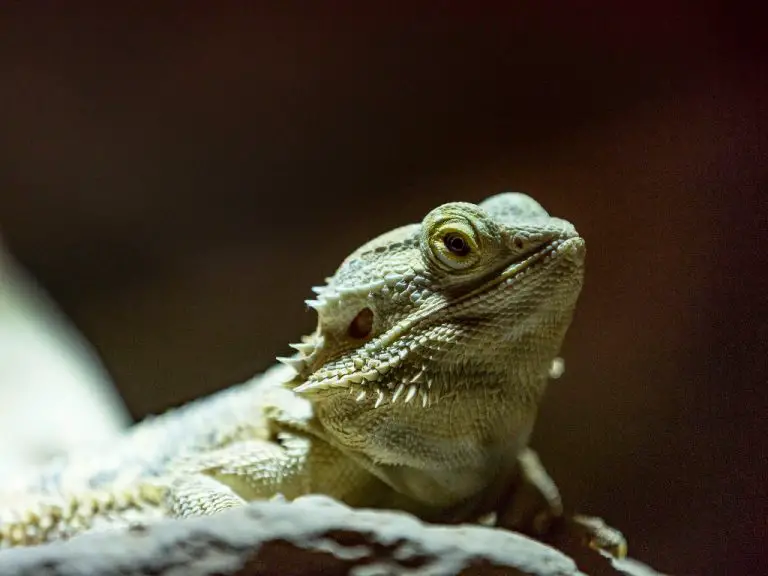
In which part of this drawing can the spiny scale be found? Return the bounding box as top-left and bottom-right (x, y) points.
(275, 356), (306, 375)
(288, 342), (315, 356)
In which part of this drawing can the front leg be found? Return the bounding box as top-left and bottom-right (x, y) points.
(166, 474), (247, 517)
(493, 448), (628, 559)
(164, 429), (380, 519)
(495, 448), (563, 534)
(165, 433), (314, 518)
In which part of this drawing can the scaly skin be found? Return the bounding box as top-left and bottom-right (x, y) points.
(0, 193), (625, 556)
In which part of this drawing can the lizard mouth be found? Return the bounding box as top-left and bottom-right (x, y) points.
(461, 236), (584, 301)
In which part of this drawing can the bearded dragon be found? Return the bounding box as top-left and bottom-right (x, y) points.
(0, 192), (625, 557)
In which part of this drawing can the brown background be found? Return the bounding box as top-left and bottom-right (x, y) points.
(1, 4), (765, 573)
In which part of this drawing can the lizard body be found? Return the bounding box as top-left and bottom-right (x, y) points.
(0, 193), (625, 556)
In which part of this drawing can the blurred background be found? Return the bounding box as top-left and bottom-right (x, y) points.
(0, 3), (764, 573)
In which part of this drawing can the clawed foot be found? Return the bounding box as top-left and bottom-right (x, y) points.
(567, 514), (627, 559)
(488, 448), (627, 559)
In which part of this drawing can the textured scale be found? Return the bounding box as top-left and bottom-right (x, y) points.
(0, 192), (619, 554)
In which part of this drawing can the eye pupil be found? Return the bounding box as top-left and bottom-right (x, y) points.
(444, 233), (470, 256)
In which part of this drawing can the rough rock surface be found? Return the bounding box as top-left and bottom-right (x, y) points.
(0, 496), (661, 576)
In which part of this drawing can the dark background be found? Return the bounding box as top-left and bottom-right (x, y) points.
(1, 4), (765, 573)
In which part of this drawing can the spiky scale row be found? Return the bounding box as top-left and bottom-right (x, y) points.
(348, 380), (427, 408)
(0, 483), (165, 547)
(304, 267), (431, 315)
(305, 281), (387, 312)
(276, 331), (328, 380)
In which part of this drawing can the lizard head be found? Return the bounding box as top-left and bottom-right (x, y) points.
(282, 193), (585, 506)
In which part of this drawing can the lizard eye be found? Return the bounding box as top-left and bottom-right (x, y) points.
(429, 219), (481, 271)
(443, 232), (470, 256)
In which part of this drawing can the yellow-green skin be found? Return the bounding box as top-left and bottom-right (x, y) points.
(0, 193), (593, 550)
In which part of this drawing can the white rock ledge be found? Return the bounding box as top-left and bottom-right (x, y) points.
(0, 496), (661, 576)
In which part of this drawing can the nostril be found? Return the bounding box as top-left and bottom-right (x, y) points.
(348, 307), (374, 339)
(513, 237), (525, 250)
